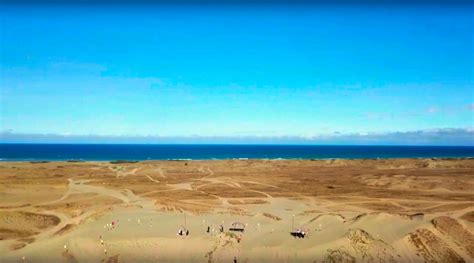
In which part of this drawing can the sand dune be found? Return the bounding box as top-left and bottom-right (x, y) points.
(0, 158), (473, 262)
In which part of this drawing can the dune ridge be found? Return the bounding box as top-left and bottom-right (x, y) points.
(0, 158), (473, 262)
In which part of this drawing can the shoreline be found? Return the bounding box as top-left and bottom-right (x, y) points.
(1, 156), (474, 162)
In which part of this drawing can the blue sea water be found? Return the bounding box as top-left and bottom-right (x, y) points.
(0, 144), (473, 161)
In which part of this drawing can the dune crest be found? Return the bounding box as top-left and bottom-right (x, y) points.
(0, 158), (473, 262)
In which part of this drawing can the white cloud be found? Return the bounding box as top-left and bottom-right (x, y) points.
(1, 128), (473, 146)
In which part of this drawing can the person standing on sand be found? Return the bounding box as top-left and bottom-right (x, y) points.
(233, 256), (237, 263)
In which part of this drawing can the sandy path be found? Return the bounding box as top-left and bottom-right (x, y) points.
(157, 167), (167, 178)
(145, 175), (161, 183)
(107, 166), (140, 178)
(70, 179), (146, 205)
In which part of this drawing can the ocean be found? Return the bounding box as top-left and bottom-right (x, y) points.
(0, 144), (473, 161)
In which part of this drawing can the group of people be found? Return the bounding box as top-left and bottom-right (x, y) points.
(177, 228), (189, 236)
(206, 224), (225, 234)
(104, 220), (119, 231)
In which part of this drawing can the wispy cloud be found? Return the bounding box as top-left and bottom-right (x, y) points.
(468, 104), (474, 111)
(1, 128), (473, 146)
(426, 107), (438, 114)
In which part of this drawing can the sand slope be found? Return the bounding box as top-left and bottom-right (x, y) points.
(0, 158), (473, 262)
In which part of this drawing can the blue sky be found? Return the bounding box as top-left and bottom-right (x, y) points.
(0, 3), (473, 144)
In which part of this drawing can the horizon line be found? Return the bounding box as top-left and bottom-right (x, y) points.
(1, 142), (474, 147)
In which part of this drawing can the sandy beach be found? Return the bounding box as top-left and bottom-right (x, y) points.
(0, 158), (473, 262)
